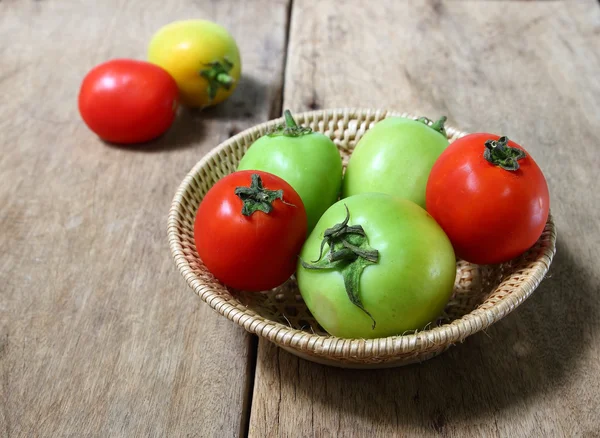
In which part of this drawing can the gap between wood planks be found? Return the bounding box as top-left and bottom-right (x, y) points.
(270, 0), (295, 121)
(240, 335), (259, 438)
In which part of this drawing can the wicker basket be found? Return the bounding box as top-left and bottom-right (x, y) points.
(167, 108), (556, 369)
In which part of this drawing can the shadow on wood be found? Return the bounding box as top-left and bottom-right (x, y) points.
(102, 108), (207, 153)
(200, 75), (276, 122)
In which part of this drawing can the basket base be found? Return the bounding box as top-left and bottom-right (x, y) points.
(278, 343), (452, 369)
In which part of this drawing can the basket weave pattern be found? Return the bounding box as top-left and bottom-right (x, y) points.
(168, 108), (556, 368)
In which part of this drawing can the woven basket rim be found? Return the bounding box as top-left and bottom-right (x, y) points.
(167, 107), (557, 361)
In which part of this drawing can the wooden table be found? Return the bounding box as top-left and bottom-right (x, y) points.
(2, 0), (599, 436)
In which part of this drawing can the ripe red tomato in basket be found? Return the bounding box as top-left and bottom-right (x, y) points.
(194, 170), (307, 291)
(426, 133), (549, 265)
(78, 59), (179, 144)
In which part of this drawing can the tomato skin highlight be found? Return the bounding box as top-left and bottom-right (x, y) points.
(78, 59), (179, 144)
(426, 133), (550, 265)
(194, 170), (307, 292)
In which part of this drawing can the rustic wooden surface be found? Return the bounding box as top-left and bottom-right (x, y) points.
(0, 0), (289, 436)
(250, 0), (600, 437)
(1, 0), (599, 437)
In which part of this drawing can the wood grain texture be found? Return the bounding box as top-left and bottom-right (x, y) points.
(250, 0), (600, 437)
(0, 0), (289, 436)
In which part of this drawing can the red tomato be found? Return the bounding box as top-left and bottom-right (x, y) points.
(426, 134), (549, 265)
(194, 170), (308, 291)
(78, 59), (179, 144)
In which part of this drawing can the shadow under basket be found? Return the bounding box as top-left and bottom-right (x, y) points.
(167, 108), (557, 369)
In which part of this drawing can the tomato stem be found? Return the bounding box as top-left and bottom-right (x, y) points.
(300, 205), (378, 329)
(268, 109), (313, 138)
(284, 110), (298, 128)
(216, 73), (233, 86)
(200, 57), (235, 101)
(417, 116), (447, 137)
(234, 173), (292, 216)
(483, 136), (527, 171)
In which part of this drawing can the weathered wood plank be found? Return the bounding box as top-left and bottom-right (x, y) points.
(0, 0), (289, 436)
(250, 0), (600, 436)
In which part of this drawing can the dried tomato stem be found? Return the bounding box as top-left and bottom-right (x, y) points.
(417, 115), (447, 137)
(200, 58), (235, 101)
(483, 136), (527, 171)
(268, 109), (313, 138)
(234, 173), (288, 216)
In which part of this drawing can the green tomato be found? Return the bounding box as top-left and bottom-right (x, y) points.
(297, 193), (456, 339)
(342, 116), (449, 209)
(238, 111), (343, 231)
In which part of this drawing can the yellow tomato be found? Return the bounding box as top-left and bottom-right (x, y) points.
(148, 20), (241, 108)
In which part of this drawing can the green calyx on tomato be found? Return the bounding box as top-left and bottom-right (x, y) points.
(416, 116), (448, 137)
(268, 110), (313, 137)
(483, 136), (527, 171)
(200, 57), (235, 101)
(234, 173), (289, 216)
(300, 205), (379, 328)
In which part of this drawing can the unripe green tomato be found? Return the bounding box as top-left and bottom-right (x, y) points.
(342, 116), (449, 208)
(297, 193), (456, 339)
